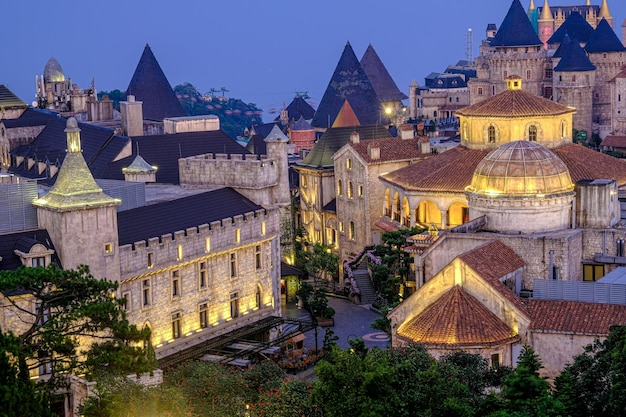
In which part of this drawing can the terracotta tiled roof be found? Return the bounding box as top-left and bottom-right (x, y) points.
(348, 137), (431, 164)
(460, 240), (528, 313)
(398, 286), (520, 347)
(554, 143), (626, 187)
(381, 146), (488, 192)
(374, 218), (400, 232)
(600, 136), (626, 148)
(456, 88), (574, 118)
(529, 299), (626, 334)
(332, 100), (360, 128)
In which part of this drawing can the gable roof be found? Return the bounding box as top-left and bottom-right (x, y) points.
(529, 299), (626, 334)
(491, 0), (542, 47)
(459, 240), (528, 313)
(398, 285), (520, 347)
(117, 188), (263, 246)
(8, 108), (128, 186)
(103, 130), (249, 184)
(299, 124), (392, 169)
(554, 35), (596, 72)
(291, 116), (313, 131)
(585, 18), (626, 53)
(126, 44), (186, 121)
(360, 44), (408, 102)
(312, 42), (381, 128)
(0, 85), (26, 109)
(600, 135), (626, 148)
(548, 11), (595, 45)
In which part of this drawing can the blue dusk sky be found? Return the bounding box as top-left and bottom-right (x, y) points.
(2, 0), (625, 121)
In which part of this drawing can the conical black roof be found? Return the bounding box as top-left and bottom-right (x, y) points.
(126, 44), (186, 121)
(360, 44), (408, 102)
(585, 19), (626, 53)
(312, 42), (381, 128)
(491, 0), (542, 47)
(554, 35), (596, 72)
(548, 11), (595, 45)
(274, 96), (315, 122)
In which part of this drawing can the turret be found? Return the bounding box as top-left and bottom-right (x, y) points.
(598, 0), (612, 27)
(33, 118), (121, 281)
(538, 0), (554, 49)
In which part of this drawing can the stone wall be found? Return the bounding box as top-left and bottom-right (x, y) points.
(118, 207), (282, 350)
(531, 331), (598, 379)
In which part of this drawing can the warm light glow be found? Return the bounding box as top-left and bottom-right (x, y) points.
(205, 237), (211, 253)
(177, 244), (183, 260)
(261, 222), (266, 236)
(385, 107), (392, 115)
(185, 332), (193, 337)
(236, 229), (241, 243)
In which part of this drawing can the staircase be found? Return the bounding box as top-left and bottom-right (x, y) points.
(351, 258), (376, 305)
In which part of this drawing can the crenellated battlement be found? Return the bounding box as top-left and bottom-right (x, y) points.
(118, 207), (278, 277)
(179, 153), (280, 189)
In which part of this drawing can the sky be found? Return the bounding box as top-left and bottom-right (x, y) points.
(2, 0), (625, 122)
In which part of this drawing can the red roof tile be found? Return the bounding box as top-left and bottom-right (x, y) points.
(456, 88), (574, 118)
(332, 100), (360, 128)
(600, 136), (626, 148)
(529, 299), (626, 334)
(459, 240), (528, 313)
(349, 137), (432, 164)
(398, 286), (520, 347)
(554, 143), (626, 186)
(381, 146), (489, 192)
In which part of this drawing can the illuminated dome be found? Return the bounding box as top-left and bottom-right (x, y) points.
(465, 141), (575, 234)
(43, 57), (65, 82)
(467, 141), (574, 197)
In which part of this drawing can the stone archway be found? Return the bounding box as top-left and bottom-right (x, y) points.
(416, 200), (442, 227)
(448, 201), (469, 227)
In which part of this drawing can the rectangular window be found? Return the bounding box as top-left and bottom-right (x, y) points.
(230, 253), (238, 278)
(477, 87), (483, 96)
(526, 69), (531, 80)
(261, 222), (266, 236)
(122, 292), (130, 311)
(199, 303), (208, 329)
(147, 252), (154, 268)
(545, 68), (553, 79)
(142, 279), (151, 307)
(31, 257), (45, 267)
(339, 222), (344, 233)
(177, 244), (183, 261)
(583, 264), (605, 281)
(104, 243), (113, 254)
(301, 174), (307, 188)
(230, 293), (239, 318)
(172, 270), (181, 297)
(205, 237), (211, 253)
(346, 158), (352, 169)
(39, 357), (53, 376)
(199, 261), (207, 289)
(236, 229), (241, 244)
(349, 221), (355, 240)
(491, 353), (501, 368)
(358, 185), (363, 197)
(171, 312), (181, 339)
(255, 245), (262, 270)
(503, 70), (508, 78)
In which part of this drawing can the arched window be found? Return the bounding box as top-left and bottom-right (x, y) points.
(529, 125), (537, 142)
(488, 126), (496, 143)
(349, 221), (355, 240)
(337, 180), (342, 196)
(348, 182), (353, 198)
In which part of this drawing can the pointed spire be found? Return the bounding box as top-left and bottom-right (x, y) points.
(599, 0), (612, 24)
(529, 0), (535, 10)
(554, 34), (596, 72)
(539, 0), (553, 21)
(585, 18), (626, 53)
(33, 118), (120, 211)
(332, 100), (361, 128)
(126, 44), (186, 121)
(586, 0), (591, 5)
(312, 42), (380, 128)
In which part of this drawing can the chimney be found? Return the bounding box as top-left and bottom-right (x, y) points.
(399, 124), (415, 140)
(350, 131), (360, 144)
(367, 144), (380, 160)
(120, 95), (144, 137)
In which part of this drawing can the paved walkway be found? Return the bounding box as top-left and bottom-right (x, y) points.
(282, 296), (390, 351)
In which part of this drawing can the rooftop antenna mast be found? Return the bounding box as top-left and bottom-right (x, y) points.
(466, 28), (474, 64)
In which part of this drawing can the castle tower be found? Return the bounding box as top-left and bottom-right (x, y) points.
(264, 124), (291, 211)
(409, 79), (419, 119)
(289, 116), (315, 153)
(527, 0), (539, 33)
(585, 18), (626, 137)
(598, 0), (612, 27)
(538, 0), (554, 49)
(622, 18), (626, 46)
(33, 118), (121, 281)
(553, 35), (596, 135)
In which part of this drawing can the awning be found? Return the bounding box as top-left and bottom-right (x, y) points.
(286, 332), (306, 344)
(375, 218), (399, 232)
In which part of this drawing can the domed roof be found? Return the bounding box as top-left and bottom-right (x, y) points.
(466, 141), (574, 197)
(44, 57), (65, 82)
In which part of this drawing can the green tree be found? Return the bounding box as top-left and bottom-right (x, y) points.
(305, 242), (339, 282)
(487, 345), (563, 417)
(97, 89), (127, 111)
(252, 380), (322, 417)
(0, 265), (156, 411)
(554, 325), (626, 417)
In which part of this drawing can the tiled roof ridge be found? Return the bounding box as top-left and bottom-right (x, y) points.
(456, 88), (574, 117)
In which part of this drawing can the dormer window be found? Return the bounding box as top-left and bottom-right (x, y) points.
(14, 239), (54, 268)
